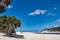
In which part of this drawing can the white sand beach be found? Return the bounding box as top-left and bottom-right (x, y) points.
(0, 32), (60, 40)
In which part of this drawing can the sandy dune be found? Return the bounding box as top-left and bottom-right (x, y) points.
(0, 32), (60, 40)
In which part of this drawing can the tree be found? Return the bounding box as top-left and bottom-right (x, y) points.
(0, 15), (21, 36)
(0, 0), (21, 37)
(0, 0), (12, 13)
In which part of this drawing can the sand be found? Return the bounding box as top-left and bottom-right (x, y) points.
(0, 32), (60, 40)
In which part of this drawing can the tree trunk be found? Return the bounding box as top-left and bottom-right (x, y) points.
(6, 23), (14, 37)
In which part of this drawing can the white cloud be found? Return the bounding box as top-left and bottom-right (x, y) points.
(56, 19), (60, 23)
(29, 12), (35, 15)
(28, 9), (47, 16)
(53, 7), (57, 10)
(28, 9), (56, 16)
(46, 12), (56, 16)
(7, 5), (13, 8)
(52, 14), (56, 16)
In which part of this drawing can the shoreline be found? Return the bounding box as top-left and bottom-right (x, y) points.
(0, 32), (60, 40)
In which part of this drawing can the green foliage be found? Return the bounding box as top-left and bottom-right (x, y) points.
(0, 15), (21, 32)
(0, 6), (5, 13)
(47, 26), (60, 31)
(5, 0), (12, 6)
(0, 0), (21, 36)
(42, 26), (60, 31)
(0, 0), (12, 13)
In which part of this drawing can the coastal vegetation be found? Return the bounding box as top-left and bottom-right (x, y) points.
(0, 0), (12, 13)
(40, 26), (60, 32)
(0, 0), (21, 37)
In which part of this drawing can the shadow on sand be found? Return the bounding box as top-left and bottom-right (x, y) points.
(3, 34), (24, 39)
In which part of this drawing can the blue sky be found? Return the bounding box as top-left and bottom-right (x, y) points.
(2, 0), (60, 32)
